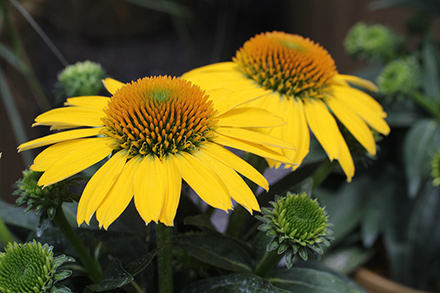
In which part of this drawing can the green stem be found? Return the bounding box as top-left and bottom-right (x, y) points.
(254, 249), (283, 277)
(156, 223), (173, 293)
(311, 159), (337, 190)
(412, 92), (440, 123)
(130, 279), (144, 293)
(52, 206), (102, 283)
(226, 154), (268, 238)
(0, 216), (15, 246)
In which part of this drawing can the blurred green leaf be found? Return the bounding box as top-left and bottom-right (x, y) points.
(360, 168), (396, 247)
(184, 214), (217, 232)
(322, 246), (374, 275)
(175, 234), (253, 272)
(251, 232), (273, 265)
(403, 119), (440, 198)
(181, 273), (289, 293)
(125, 248), (159, 277)
(0, 200), (38, 230)
(0, 43), (27, 72)
(85, 258), (133, 292)
(421, 36), (440, 103)
(268, 268), (365, 292)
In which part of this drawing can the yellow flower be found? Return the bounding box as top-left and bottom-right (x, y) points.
(18, 76), (294, 229)
(183, 31), (391, 181)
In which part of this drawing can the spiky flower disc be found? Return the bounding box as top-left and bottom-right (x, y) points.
(0, 240), (73, 293)
(13, 169), (80, 219)
(257, 192), (332, 268)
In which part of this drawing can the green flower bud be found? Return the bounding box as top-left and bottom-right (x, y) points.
(13, 169), (80, 219)
(256, 192), (333, 268)
(0, 240), (74, 292)
(344, 22), (401, 62)
(55, 60), (106, 101)
(377, 57), (420, 96)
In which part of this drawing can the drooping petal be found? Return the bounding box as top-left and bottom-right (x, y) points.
(176, 152), (232, 211)
(33, 107), (104, 128)
(103, 78), (125, 95)
(336, 74), (378, 92)
(201, 142), (268, 191)
(37, 137), (114, 186)
(326, 96), (376, 155)
(214, 134), (294, 166)
(159, 156), (182, 226)
(304, 99), (341, 161)
(133, 155), (166, 224)
(216, 107), (285, 128)
(337, 137), (355, 182)
(65, 96), (110, 110)
(215, 127), (294, 149)
(77, 150), (128, 225)
(197, 149), (260, 213)
(96, 155), (141, 229)
(18, 127), (103, 152)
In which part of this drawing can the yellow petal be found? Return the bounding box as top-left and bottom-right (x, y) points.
(214, 134), (294, 166)
(326, 97), (376, 155)
(197, 150), (260, 213)
(337, 137), (355, 182)
(77, 150), (128, 225)
(159, 156), (182, 226)
(103, 78), (125, 95)
(175, 152), (232, 211)
(212, 87), (270, 116)
(304, 99), (341, 161)
(37, 137), (114, 186)
(18, 127), (103, 152)
(96, 155), (141, 229)
(333, 86), (390, 135)
(336, 74), (378, 92)
(183, 62), (237, 76)
(133, 155), (166, 224)
(201, 142), (268, 191)
(215, 127), (294, 149)
(217, 107), (285, 128)
(65, 96), (110, 110)
(33, 107), (104, 128)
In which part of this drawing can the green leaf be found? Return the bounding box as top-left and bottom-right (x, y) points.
(403, 119), (440, 198)
(360, 167), (396, 247)
(421, 36), (440, 102)
(85, 258), (133, 292)
(181, 273), (289, 293)
(268, 268), (365, 292)
(183, 214), (217, 232)
(175, 234), (253, 272)
(0, 200), (39, 230)
(125, 248), (159, 277)
(252, 232), (273, 265)
(322, 246), (374, 275)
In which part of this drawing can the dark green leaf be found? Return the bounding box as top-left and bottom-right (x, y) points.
(0, 200), (39, 230)
(322, 246), (374, 275)
(175, 234), (253, 272)
(403, 119), (440, 198)
(268, 268), (365, 292)
(421, 36), (440, 102)
(184, 214), (217, 232)
(125, 248), (159, 277)
(85, 258), (133, 292)
(181, 273), (289, 293)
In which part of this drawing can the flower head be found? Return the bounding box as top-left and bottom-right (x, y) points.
(183, 31), (390, 181)
(377, 57), (420, 96)
(19, 75), (294, 229)
(344, 22), (400, 62)
(0, 240), (73, 293)
(55, 60), (106, 100)
(13, 169), (80, 219)
(257, 192), (332, 268)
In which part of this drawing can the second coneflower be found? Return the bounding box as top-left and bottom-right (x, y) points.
(183, 31), (391, 181)
(18, 76), (294, 229)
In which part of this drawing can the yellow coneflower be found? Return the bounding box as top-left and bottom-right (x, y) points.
(18, 76), (294, 229)
(183, 31), (390, 181)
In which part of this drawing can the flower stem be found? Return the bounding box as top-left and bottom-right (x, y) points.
(311, 159), (337, 190)
(412, 92), (440, 123)
(156, 223), (173, 293)
(254, 249), (283, 277)
(226, 154), (268, 238)
(52, 206), (102, 283)
(0, 216), (15, 246)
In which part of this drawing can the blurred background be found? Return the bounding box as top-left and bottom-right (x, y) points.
(0, 0), (421, 202)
